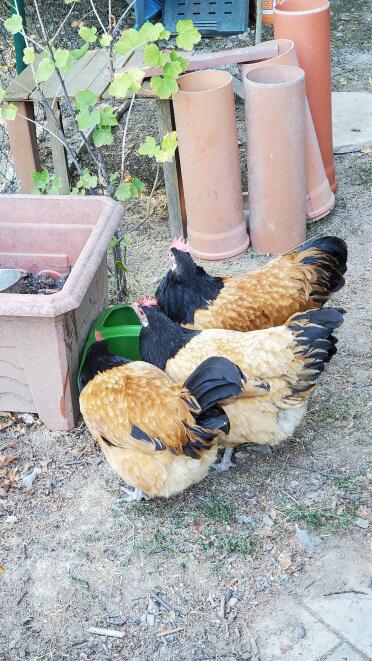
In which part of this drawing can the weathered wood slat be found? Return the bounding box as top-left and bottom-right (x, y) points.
(157, 100), (184, 238)
(45, 101), (70, 194)
(5, 53), (44, 101)
(41, 50), (97, 100)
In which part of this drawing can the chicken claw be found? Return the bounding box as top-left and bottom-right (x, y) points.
(212, 448), (235, 473)
(120, 486), (149, 502)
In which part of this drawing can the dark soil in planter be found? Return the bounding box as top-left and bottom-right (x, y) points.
(14, 273), (68, 295)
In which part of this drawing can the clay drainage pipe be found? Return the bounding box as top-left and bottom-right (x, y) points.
(273, 0), (336, 192)
(172, 70), (249, 261)
(240, 39), (335, 222)
(244, 65), (307, 254)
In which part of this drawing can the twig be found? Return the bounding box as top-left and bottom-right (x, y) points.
(89, 0), (107, 34)
(288, 464), (349, 480)
(128, 163), (161, 236)
(112, 0), (136, 41)
(323, 589), (368, 597)
(16, 591), (28, 606)
(33, 0), (47, 41)
(120, 93), (136, 183)
(108, 0), (112, 32)
(86, 627), (125, 639)
(51, 2), (76, 44)
(156, 626), (184, 637)
(151, 592), (174, 613)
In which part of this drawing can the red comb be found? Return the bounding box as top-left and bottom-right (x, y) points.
(95, 330), (104, 342)
(169, 236), (190, 253)
(136, 295), (158, 307)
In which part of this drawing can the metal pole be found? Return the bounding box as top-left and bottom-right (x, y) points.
(10, 0), (26, 74)
(255, 0), (263, 45)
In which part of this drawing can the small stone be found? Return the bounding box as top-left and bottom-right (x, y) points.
(103, 548), (118, 561)
(208, 635), (218, 644)
(21, 466), (41, 488)
(262, 514), (274, 527)
(228, 597), (238, 608)
(236, 514), (256, 528)
(4, 515), (17, 525)
(259, 525), (272, 538)
(278, 552), (292, 570)
(107, 616), (124, 626)
(147, 613), (155, 627)
(295, 528), (324, 551)
(264, 542), (274, 551)
(354, 517), (369, 529)
(20, 413), (34, 425)
(245, 489), (257, 499)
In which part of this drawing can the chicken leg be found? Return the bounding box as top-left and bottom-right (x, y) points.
(212, 447), (234, 473)
(120, 486), (149, 502)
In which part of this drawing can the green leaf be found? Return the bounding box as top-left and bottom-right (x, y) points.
(144, 43), (167, 67)
(47, 177), (62, 195)
(138, 21), (160, 42)
(0, 103), (17, 121)
(0, 89), (5, 104)
(4, 14), (23, 35)
(159, 29), (171, 41)
(114, 259), (128, 272)
(79, 26), (97, 43)
(32, 170), (50, 188)
(76, 168), (98, 190)
(176, 19), (201, 51)
(138, 136), (160, 158)
(161, 131), (178, 154)
(151, 75), (178, 99)
(115, 28), (142, 55)
(170, 51), (188, 73)
(99, 34), (112, 47)
(163, 60), (182, 78)
(54, 48), (73, 72)
(115, 183), (132, 201)
(109, 236), (119, 249)
(130, 177), (145, 197)
(35, 57), (55, 83)
(76, 108), (100, 130)
(92, 126), (113, 147)
(108, 69), (144, 99)
(99, 106), (118, 127)
(75, 89), (97, 109)
(70, 186), (86, 195)
(109, 172), (119, 186)
(72, 42), (89, 60)
(23, 47), (35, 65)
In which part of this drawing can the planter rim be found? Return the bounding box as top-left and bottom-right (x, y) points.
(0, 195), (123, 318)
(273, 0), (330, 16)
(244, 64), (305, 88)
(176, 69), (233, 95)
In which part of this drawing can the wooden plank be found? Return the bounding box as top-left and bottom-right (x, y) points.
(41, 50), (97, 100)
(5, 53), (44, 101)
(232, 75), (245, 101)
(100, 49), (151, 99)
(65, 49), (109, 99)
(45, 101), (70, 194)
(129, 42), (280, 78)
(6, 101), (41, 192)
(156, 100), (184, 238)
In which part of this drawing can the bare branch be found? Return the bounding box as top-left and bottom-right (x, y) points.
(112, 0), (136, 41)
(33, 0), (48, 41)
(51, 2), (76, 44)
(89, 0), (107, 35)
(120, 93), (136, 183)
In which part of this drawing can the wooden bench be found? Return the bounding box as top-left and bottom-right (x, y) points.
(5, 41), (277, 237)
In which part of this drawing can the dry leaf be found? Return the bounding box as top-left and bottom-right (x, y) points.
(259, 525), (272, 538)
(339, 76), (348, 86)
(0, 454), (17, 468)
(369, 77), (372, 87)
(0, 420), (13, 431)
(0, 565), (4, 574)
(361, 147), (371, 154)
(278, 551), (292, 570)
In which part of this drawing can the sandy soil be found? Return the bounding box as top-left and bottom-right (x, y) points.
(0, 1), (371, 659)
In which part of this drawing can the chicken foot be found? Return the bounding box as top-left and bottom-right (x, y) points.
(212, 447), (234, 473)
(120, 486), (149, 502)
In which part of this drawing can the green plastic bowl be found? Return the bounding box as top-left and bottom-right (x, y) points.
(78, 304), (141, 387)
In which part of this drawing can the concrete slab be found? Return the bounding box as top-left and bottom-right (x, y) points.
(304, 594), (372, 658)
(324, 643), (365, 660)
(332, 92), (372, 153)
(255, 599), (339, 661)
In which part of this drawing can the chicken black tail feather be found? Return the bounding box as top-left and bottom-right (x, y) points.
(181, 357), (245, 457)
(297, 235), (348, 300)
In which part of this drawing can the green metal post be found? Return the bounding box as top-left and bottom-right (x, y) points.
(10, 0), (26, 74)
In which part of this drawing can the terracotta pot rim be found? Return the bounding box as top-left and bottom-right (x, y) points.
(244, 64), (305, 87)
(273, 0), (330, 16)
(176, 69), (232, 94)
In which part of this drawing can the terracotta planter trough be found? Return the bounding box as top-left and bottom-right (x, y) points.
(0, 195), (123, 430)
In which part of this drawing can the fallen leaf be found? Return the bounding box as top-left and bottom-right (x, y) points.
(0, 454), (17, 468)
(0, 420), (14, 431)
(278, 551), (292, 570)
(259, 525), (272, 538)
(0, 565), (4, 573)
(361, 147), (371, 154)
(369, 77), (372, 87)
(339, 76), (348, 86)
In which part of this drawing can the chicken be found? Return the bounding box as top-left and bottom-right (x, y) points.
(155, 235), (347, 332)
(132, 300), (344, 470)
(79, 332), (257, 499)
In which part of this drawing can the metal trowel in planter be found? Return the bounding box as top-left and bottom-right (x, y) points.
(0, 269), (22, 293)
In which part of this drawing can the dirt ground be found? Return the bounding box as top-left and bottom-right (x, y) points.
(0, 1), (371, 659)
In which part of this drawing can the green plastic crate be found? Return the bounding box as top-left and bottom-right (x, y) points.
(78, 305), (141, 387)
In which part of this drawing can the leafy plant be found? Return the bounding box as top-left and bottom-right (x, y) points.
(1, 2), (200, 299)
